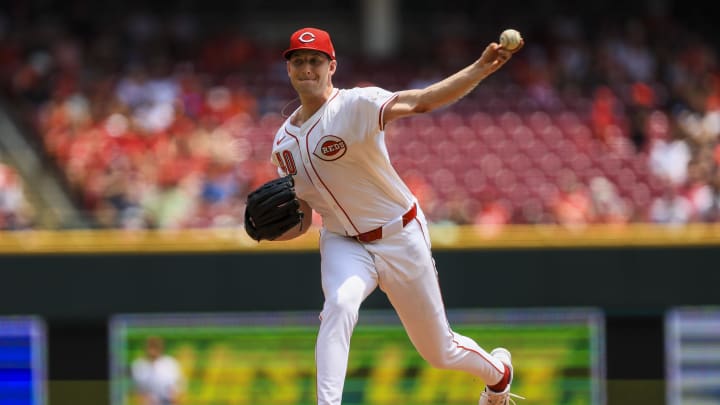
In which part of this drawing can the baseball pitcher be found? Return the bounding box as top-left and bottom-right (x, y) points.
(244, 27), (524, 405)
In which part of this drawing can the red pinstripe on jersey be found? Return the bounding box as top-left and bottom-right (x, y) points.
(302, 91), (362, 234)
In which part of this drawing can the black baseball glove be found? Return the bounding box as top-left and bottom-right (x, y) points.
(244, 175), (304, 241)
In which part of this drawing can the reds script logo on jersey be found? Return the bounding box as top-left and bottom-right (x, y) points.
(313, 135), (347, 161)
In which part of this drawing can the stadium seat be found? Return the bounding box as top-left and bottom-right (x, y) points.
(463, 168), (489, 195)
(437, 111), (465, 129)
(478, 125), (506, 144)
(526, 111), (552, 133)
(510, 125), (537, 152)
(538, 153), (563, 177)
(508, 152), (533, 173)
(498, 111), (523, 132)
(478, 153), (504, 173)
(536, 125), (563, 146)
(449, 125), (476, 144)
(468, 111), (495, 131)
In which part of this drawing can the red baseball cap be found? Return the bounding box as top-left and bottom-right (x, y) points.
(283, 27), (336, 60)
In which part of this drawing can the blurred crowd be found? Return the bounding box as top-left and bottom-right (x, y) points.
(0, 3), (718, 230)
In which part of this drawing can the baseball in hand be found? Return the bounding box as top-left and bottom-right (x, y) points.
(499, 29), (522, 50)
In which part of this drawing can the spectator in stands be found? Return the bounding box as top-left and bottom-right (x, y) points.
(402, 170), (437, 221)
(682, 158), (715, 221)
(0, 162), (34, 230)
(141, 166), (201, 230)
(649, 182), (693, 224)
(552, 170), (595, 228)
(473, 192), (511, 238)
(590, 86), (626, 149)
(588, 176), (630, 224)
(707, 169), (720, 222)
(648, 118), (692, 186)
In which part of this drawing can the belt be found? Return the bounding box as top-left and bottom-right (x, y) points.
(354, 203), (417, 243)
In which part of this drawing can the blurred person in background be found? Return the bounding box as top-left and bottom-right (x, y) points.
(473, 188), (511, 238)
(588, 176), (630, 224)
(552, 170), (595, 228)
(648, 117), (692, 186)
(131, 336), (185, 405)
(681, 158), (715, 221)
(649, 181), (693, 224)
(707, 169), (720, 221)
(0, 162), (35, 229)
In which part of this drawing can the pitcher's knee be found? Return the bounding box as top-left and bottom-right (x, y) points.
(321, 295), (361, 323)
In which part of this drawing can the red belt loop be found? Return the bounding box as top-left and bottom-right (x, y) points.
(355, 203), (417, 243)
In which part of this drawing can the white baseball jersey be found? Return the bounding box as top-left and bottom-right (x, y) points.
(271, 87), (415, 235)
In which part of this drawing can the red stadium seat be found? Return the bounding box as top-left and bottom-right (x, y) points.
(493, 140), (520, 159)
(437, 111), (465, 129)
(434, 141), (464, 172)
(553, 111), (582, 132)
(468, 111), (495, 131)
(508, 152), (532, 173)
(510, 125), (537, 151)
(612, 168), (638, 194)
(464, 140), (487, 162)
(498, 111), (523, 132)
(407, 115), (436, 132)
(417, 125), (439, 143)
(494, 169), (518, 194)
(600, 155), (624, 177)
(478, 125), (506, 144)
(538, 153), (563, 176)
(403, 141), (430, 167)
(572, 131), (598, 153)
(630, 183), (652, 208)
(508, 184), (531, 204)
(463, 168), (489, 194)
(537, 124), (565, 145)
(449, 125), (477, 144)
(430, 168), (458, 196)
(526, 111), (552, 133)
(567, 152), (592, 174)
(552, 139), (578, 158)
(478, 153), (504, 173)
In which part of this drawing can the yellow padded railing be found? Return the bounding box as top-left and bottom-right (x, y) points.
(1, 223), (720, 254)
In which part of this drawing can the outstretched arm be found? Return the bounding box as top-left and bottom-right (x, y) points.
(383, 41), (523, 125)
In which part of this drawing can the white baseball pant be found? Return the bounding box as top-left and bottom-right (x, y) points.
(315, 207), (505, 405)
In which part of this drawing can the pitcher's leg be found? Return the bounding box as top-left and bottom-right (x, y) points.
(373, 221), (505, 385)
(317, 231), (378, 405)
(384, 265), (504, 383)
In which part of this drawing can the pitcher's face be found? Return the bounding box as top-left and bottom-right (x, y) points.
(287, 50), (336, 97)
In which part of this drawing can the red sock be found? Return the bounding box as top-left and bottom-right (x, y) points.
(487, 364), (511, 392)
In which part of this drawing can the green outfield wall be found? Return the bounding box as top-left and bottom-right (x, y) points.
(1, 225), (718, 405)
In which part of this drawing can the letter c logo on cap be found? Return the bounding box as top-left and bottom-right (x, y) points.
(298, 32), (316, 43)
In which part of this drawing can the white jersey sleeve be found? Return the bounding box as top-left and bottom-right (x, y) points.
(344, 86), (398, 139)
